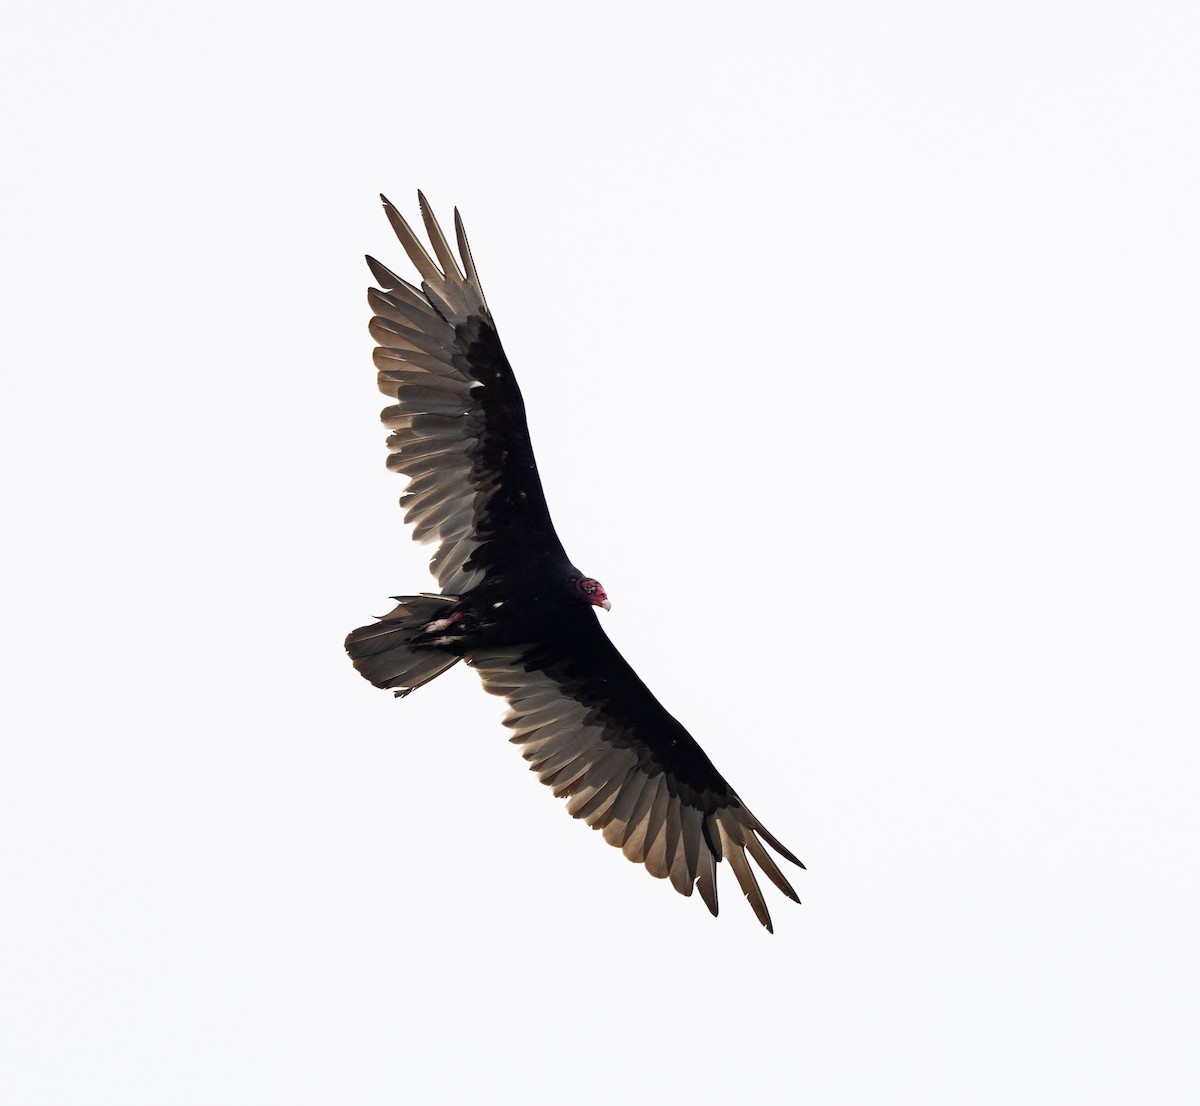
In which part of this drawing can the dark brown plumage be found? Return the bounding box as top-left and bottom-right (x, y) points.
(346, 194), (803, 929)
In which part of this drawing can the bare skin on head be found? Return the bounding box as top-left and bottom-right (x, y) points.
(575, 576), (611, 611)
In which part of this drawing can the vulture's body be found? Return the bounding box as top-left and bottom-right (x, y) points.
(346, 194), (803, 930)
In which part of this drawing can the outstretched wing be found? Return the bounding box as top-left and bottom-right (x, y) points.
(467, 612), (804, 932)
(367, 194), (567, 593)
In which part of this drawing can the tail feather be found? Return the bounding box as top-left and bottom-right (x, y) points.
(346, 595), (461, 697)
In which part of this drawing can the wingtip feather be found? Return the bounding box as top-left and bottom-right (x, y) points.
(718, 822), (775, 932)
(453, 207), (489, 313)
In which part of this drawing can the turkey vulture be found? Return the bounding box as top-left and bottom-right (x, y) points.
(346, 193), (804, 930)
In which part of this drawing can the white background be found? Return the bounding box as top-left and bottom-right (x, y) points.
(3, 2), (1198, 1102)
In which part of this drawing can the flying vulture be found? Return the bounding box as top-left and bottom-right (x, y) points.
(346, 194), (804, 930)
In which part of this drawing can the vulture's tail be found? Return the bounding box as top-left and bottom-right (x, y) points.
(345, 595), (462, 698)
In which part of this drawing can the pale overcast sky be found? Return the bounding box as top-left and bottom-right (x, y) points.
(3, 2), (1198, 1103)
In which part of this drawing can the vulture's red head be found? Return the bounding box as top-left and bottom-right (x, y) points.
(575, 576), (611, 611)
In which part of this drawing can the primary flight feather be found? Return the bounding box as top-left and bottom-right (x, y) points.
(346, 193), (804, 930)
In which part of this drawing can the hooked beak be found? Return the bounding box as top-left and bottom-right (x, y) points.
(600, 598), (612, 611)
